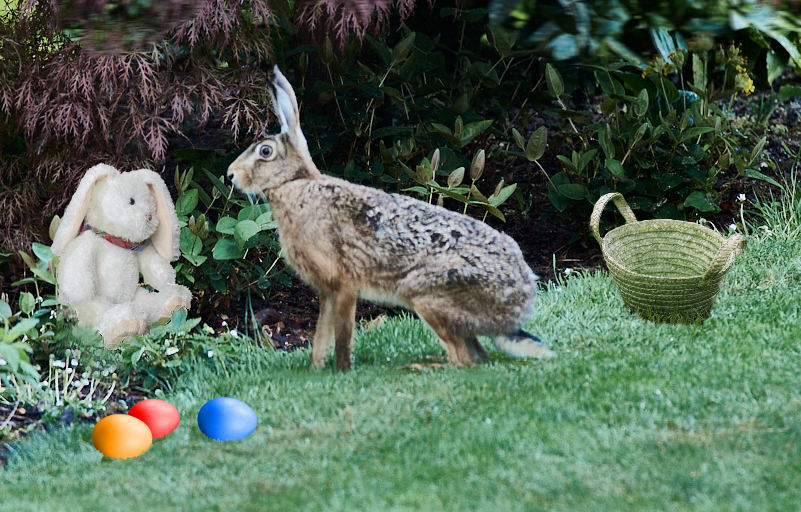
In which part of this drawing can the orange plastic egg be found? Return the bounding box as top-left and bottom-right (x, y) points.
(92, 414), (152, 459)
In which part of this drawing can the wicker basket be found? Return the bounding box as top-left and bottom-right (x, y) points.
(591, 192), (747, 323)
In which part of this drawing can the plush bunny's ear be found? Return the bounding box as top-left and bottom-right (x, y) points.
(131, 169), (181, 261)
(51, 164), (118, 256)
(270, 65), (310, 157)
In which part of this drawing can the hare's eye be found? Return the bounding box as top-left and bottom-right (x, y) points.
(260, 145), (273, 158)
(130, 198), (135, 205)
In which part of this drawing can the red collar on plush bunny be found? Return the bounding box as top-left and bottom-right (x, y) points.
(80, 222), (148, 251)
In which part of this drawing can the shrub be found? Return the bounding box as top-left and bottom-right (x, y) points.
(274, 6), (532, 219)
(490, 0), (801, 85)
(512, 38), (795, 227)
(0, 0), (272, 256)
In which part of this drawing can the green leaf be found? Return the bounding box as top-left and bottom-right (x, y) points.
(392, 32), (416, 63)
(512, 128), (526, 153)
(402, 186), (431, 196)
(545, 63), (564, 98)
(31, 243), (56, 266)
(234, 220), (261, 248)
(634, 89), (649, 117)
(489, 184), (517, 207)
(255, 212), (277, 230)
(551, 171), (570, 187)
(679, 127), (714, 143)
(19, 292), (35, 316)
(556, 155), (577, 173)
(179, 228), (202, 258)
(447, 167), (465, 188)
(216, 217), (237, 235)
(683, 191), (717, 212)
(176, 189), (199, 216)
(3, 317), (39, 343)
(29, 268), (56, 285)
(598, 124), (615, 160)
(476, 203), (506, 222)
(526, 126), (547, 161)
(212, 239), (245, 260)
(578, 149), (598, 174)
(0, 301), (11, 320)
(606, 159), (625, 177)
(745, 169), (782, 189)
(557, 183), (589, 200)
(459, 120), (493, 147)
(750, 136), (767, 165)
(594, 71), (624, 97)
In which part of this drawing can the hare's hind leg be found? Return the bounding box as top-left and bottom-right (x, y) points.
(465, 335), (489, 362)
(413, 303), (477, 366)
(311, 290), (357, 371)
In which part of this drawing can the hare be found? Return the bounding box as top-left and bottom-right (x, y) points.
(227, 66), (553, 371)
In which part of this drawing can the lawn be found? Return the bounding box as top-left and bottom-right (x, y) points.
(1, 236), (800, 511)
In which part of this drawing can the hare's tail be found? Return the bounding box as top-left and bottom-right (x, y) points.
(492, 330), (555, 358)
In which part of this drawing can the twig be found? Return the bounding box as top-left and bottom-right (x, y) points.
(0, 402), (19, 430)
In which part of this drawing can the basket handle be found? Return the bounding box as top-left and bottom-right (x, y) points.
(699, 234), (747, 285)
(590, 192), (638, 245)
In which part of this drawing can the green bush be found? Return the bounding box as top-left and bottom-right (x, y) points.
(513, 38), (795, 226)
(170, 157), (285, 315)
(490, 0), (801, 85)
(273, 6), (530, 220)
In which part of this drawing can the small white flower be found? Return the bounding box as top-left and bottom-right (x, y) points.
(81, 371), (90, 379)
(760, 161), (768, 168)
(42, 380), (48, 386)
(65, 368), (73, 374)
(563, 268), (573, 276)
(50, 310), (56, 319)
(761, 226), (773, 236)
(729, 223), (737, 232)
(165, 347), (179, 356)
(737, 194), (746, 202)
(101, 369), (109, 377)
(485, 418), (492, 424)
(55, 400), (64, 407)
(72, 380), (83, 388)
(71, 358), (79, 367)
(207, 350), (214, 358)
(0, 358), (6, 366)
(22, 335), (28, 342)
(52, 360), (66, 368)
(221, 321), (228, 327)
(230, 329), (239, 338)
(36, 296), (43, 303)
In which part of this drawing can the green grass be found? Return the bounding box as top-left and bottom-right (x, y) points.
(1, 237), (801, 511)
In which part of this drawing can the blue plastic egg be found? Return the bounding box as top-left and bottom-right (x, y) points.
(197, 397), (258, 441)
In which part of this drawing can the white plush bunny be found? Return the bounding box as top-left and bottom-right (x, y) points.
(51, 164), (192, 347)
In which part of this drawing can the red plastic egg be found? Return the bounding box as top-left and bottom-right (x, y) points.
(128, 399), (181, 438)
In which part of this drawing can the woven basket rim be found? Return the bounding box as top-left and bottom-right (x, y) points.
(604, 218), (726, 240)
(601, 217), (728, 283)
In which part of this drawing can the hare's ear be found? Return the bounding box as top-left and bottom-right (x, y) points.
(271, 65), (310, 156)
(51, 164), (118, 256)
(131, 169), (181, 261)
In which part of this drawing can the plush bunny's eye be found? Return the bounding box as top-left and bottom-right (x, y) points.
(130, 198), (135, 205)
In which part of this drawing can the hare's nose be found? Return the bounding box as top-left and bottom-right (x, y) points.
(147, 214), (153, 222)
(226, 170), (234, 182)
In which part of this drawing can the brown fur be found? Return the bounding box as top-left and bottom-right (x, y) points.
(227, 66), (553, 370)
